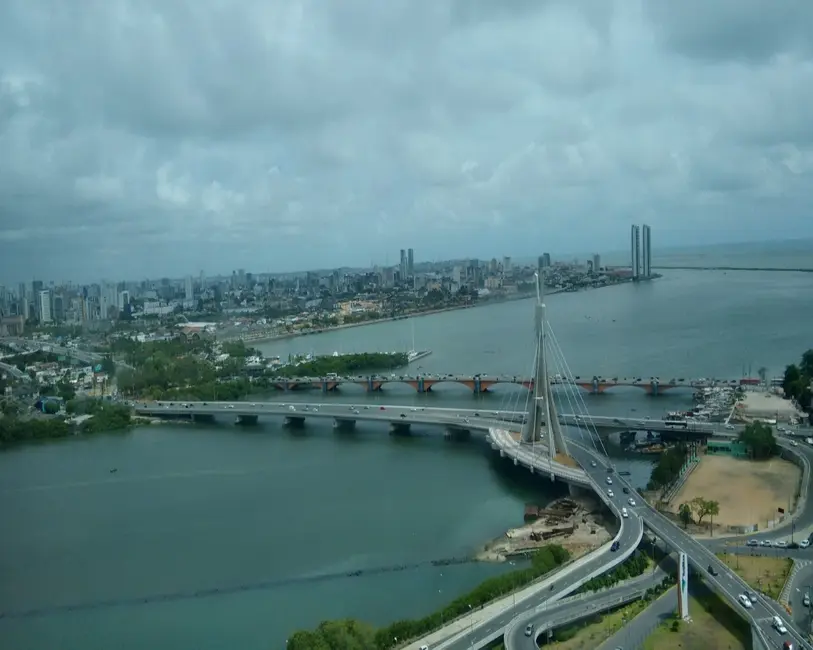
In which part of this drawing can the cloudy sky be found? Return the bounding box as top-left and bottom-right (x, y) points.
(1, 0), (812, 283)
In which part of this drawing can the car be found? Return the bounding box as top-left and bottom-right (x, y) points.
(622, 487), (630, 494)
(628, 498), (636, 507)
(524, 623), (534, 637)
(420, 645), (429, 650)
(611, 541), (620, 552)
(776, 540), (787, 548)
(399, 413), (407, 419)
(591, 461), (597, 467)
(738, 594), (752, 609)
(708, 565), (718, 576)
(606, 477), (613, 485)
(761, 540), (772, 547)
(801, 539), (810, 549)
(607, 490), (614, 498)
(747, 539), (759, 546)
(773, 616), (788, 634)
(621, 508), (629, 519)
(803, 593), (810, 607)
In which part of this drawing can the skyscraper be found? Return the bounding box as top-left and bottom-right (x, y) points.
(630, 225), (641, 280)
(185, 275), (194, 301)
(642, 224), (652, 278)
(407, 248), (414, 276)
(399, 249), (407, 280)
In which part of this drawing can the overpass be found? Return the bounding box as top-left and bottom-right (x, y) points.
(258, 374), (753, 395)
(133, 401), (723, 437)
(0, 360), (30, 381)
(0, 338), (133, 370)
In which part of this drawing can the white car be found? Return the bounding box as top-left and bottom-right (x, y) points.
(591, 461), (597, 468)
(804, 593), (810, 607)
(773, 616), (788, 634)
(621, 507), (629, 518)
(628, 498), (637, 507)
(800, 539), (810, 549)
(738, 594), (753, 609)
(607, 490), (614, 498)
(606, 477), (613, 485)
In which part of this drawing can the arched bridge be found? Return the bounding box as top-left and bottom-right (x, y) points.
(265, 374), (756, 395)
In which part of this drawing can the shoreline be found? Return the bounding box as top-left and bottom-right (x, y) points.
(220, 281), (638, 345)
(476, 494), (613, 563)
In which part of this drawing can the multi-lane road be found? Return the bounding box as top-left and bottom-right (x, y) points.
(133, 399), (725, 435)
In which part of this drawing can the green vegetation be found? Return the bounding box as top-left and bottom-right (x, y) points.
(277, 352), (409, 378)
(111, 339), (243, 399)
(0, 400), (131, 447)
(287, 545), (570, 650)
(579, 551), (648, 593)
(738, 421), (777, 459)
(544, 575), (675, 647)
(783, 349), (813, 416)
(646, 444), (688, 493)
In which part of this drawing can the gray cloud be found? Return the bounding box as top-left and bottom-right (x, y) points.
(1, 0), (812, 283)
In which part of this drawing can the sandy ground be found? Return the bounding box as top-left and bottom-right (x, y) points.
(477, 497), (612, 562)
(672, 454), (800, 528)
(736, 391), (802, 421)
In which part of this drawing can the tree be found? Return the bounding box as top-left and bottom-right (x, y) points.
(801, 349), (813, 379)
(758, 366), (768, 386)
(739, 422), (777, 459)
(678, 503), (693, 528)
(690, 497), (720, 527)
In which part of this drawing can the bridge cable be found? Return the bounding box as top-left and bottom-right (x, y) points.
(547, 324), (610, 460)
(545, 334), (586, 450)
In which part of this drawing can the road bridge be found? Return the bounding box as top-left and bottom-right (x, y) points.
(261, 374), (755, 395)
(134, 400), (723, 437)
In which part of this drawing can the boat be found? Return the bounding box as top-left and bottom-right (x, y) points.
(406, 321), (432, 364)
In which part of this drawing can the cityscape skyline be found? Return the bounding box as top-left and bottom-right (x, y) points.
(2, 3), (812, 282)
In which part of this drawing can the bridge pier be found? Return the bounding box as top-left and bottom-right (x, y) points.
(192, 414), (215, 423)
(236, 415), (258, 425)
(444, 426), (470, 441)
(333, 418), (356, 431)
(321, 381), (338, 393)
(366, 378), (383, 392)
(568, 484), (591, 499)
(284, 416), (306, 427)
(389, 422), (411, 436)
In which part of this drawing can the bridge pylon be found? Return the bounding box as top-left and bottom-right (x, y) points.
(520, 273), (570, 460)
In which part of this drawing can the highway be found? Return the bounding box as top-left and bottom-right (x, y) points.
(503, 573), (664, 650)
(427, 431), (644, 650)
(133, 399), (723, 435)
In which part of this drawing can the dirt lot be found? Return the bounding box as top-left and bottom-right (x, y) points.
(672, 454), (800, 528)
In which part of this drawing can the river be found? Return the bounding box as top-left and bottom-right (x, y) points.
(1, 244), (811, 650)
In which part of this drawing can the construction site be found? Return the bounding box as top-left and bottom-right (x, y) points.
(476, 497), (614, 563)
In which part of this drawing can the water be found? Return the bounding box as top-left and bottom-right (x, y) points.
(1, 245), (811, 649)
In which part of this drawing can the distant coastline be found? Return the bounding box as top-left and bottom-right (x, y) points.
(654, 265), (813, 273)
(220, 279), (644, 345)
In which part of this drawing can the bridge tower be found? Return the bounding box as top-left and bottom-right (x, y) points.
(521, 273), (570, 458)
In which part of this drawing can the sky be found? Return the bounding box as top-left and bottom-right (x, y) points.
(1, 0), (813, 284)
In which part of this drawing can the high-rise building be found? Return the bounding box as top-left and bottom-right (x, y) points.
(592, 254), (601, 275)
(642, 224), (652, 278)
(538, 253), (551, 269)
(38, 290), (52, 323)
(502, 256), (512, 275)
(630, 225), (641, 280)
(185, 275), (194, 301)
(407, 248), (414, 276)
(399, 249), (407, 280)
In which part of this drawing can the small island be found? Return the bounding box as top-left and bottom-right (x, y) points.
(275, 352), (409, 378)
